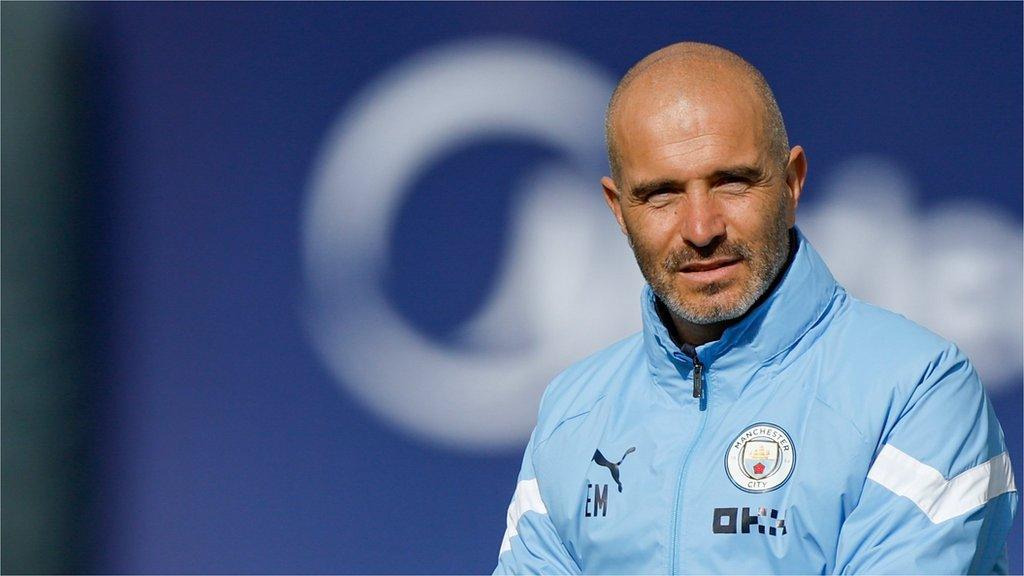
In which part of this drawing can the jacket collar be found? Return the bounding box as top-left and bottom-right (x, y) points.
(641, 228), (838, 398)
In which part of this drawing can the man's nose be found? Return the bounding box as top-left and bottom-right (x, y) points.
(679, 191), (726, 249)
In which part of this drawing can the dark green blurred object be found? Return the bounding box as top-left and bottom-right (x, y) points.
(2, 2), (90, 573)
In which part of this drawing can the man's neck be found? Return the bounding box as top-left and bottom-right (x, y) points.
(655, 300), (729, 347)
(660, 229), (798, 349)
(668, 314), (731, 347)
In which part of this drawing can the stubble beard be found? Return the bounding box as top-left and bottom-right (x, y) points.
(627, 199), (791, 326)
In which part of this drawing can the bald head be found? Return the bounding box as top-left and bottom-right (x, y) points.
(605, 42), (789, 183)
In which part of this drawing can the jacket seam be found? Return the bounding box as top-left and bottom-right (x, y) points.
(809, 391), (872, 446)
(533, 395), (606, 451)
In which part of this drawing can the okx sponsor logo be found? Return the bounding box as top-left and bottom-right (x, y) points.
(712, 506), (787, 536)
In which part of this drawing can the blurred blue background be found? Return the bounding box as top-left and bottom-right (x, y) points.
(2, 2), (1020, 573)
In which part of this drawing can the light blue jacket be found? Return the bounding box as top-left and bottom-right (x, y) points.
(495, 230), (1017, 574)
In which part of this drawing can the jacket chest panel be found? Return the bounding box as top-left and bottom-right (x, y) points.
(552, 366), (879, 573)
(671, 382), (876, 572)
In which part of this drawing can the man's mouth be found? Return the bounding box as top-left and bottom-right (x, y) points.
(680, 258), (742, 273)
(678, 258), (743, 281)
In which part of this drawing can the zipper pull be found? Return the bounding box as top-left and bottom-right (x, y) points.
(692, 360), (703, 399)
(679, 343), (704, 399)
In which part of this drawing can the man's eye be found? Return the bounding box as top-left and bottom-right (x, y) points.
(716, 178), (751, 192)
(645, 191), (674, 205)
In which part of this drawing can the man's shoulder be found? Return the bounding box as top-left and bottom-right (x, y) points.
(532, 332), (645, 443)
(827, 292), (1003, 483)
(820, 289), (978, 397)
(833, 291), (957, 362)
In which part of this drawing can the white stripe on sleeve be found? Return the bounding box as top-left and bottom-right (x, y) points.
(499, 478), (549, 555)
(867, 444), (1016, 524)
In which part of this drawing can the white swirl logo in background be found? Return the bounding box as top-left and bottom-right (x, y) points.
(302, 39), (643, 452)
(303, 40), (1021, 452)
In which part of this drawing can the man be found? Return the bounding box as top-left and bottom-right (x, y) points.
(494, 42), (1018, 574)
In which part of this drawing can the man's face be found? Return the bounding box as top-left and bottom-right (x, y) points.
(603, 83), (803, 326)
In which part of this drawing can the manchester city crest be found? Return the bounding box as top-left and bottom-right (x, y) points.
(725, 423), (795, 493)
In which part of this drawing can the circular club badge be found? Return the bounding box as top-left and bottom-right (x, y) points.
(725, 423), (796, 493)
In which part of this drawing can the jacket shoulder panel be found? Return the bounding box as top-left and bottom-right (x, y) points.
(532, 332), (644, 448)
(811, 292), (1002, 475)
(835, 293), (951, 370)
(810, 292), (958, 399)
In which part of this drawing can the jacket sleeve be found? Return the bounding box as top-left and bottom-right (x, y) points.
(494, 428), (581, 575)
(833, 345), (1018, 574)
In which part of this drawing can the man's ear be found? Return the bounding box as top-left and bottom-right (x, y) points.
(602, 176), (629, 235)
(784, 146), (807, 227)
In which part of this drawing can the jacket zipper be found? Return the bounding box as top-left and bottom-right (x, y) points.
(669, 347), (708, 574)
(680, 344), (704, 399)
(692, 358), (704, 398)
